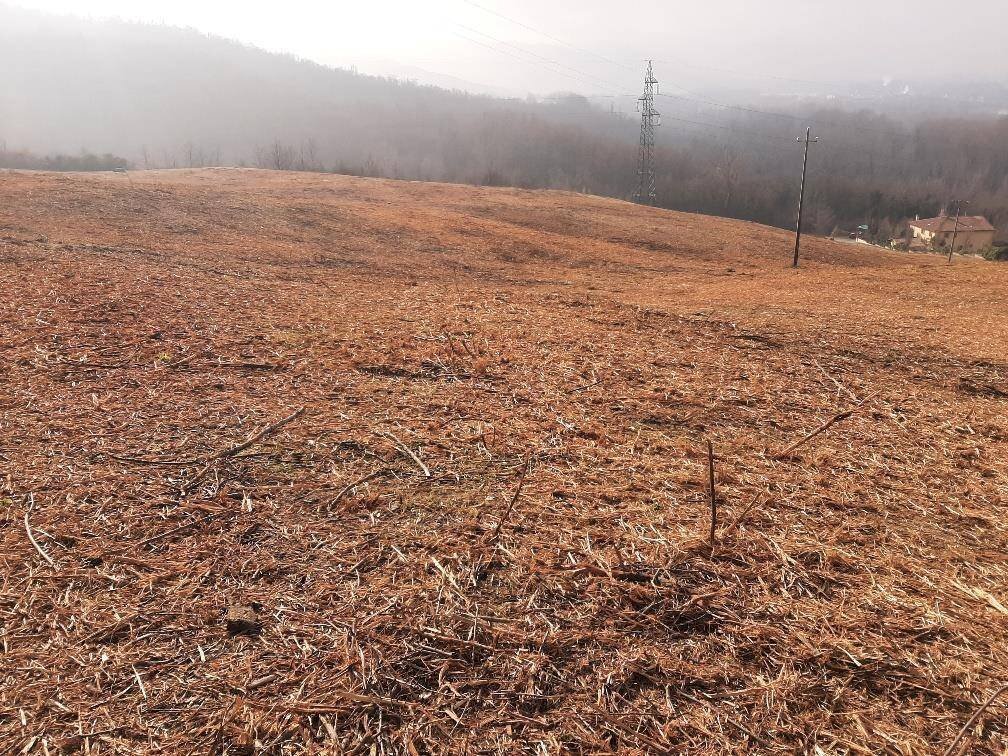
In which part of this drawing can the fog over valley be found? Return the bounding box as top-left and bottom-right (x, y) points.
(2, 0), (1007, 239)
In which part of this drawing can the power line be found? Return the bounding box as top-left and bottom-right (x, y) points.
(542, 94), (625, 99)
(449, 30), (620, 95)
(446, 35), (815, 152)
(442, 33), (817, 150)
(459, 5), (1004, 113)
(652, 56), (1007, 109)
(454, 3), (896, 139)
(453, 22), (624, 95)
(657, 90), (811, 121)
(458, 0), (638, 74)
(655, 91), (896, 138)
(669, 125), (797, 158)
(447, 11), (891, 158)
(650, 55), (850, 89)
(655, 92), (894, 154)
(657, 112), (797, 145)
(456, 1), (954, 142)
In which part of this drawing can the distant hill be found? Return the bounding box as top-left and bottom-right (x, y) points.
(0, 3), (633, 188)
(2, 3), (1006, 239)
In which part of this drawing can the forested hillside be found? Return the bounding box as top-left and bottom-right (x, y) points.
(1, 3), (1006, 238)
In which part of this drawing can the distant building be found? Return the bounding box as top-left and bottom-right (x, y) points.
(909, 214), (996, 253)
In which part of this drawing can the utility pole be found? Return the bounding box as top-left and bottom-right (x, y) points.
(792, 127), (818, 268)
(634, 60), (660, 206)
(947, 200), (968, 263)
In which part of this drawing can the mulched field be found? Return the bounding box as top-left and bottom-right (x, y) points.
(1, 168), (1006, 755)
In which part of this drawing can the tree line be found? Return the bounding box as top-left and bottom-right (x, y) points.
(0, 144), (127, 172)
(248, 107), (1008, 243)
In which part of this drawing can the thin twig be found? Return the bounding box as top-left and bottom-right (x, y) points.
(277, 691), (418, 712)
(777, 410), (853, 458)
(246, 674), (279, 692)
(211, 406), (306, 462)
(812, 357), (858, 402)
(183, 406), (306, 493)
(375, 430), (430, 478)
(491, 461), (529, 542)
(105, 453), (201, 467)
(707, 440), (717, 556)
(722, 493), (764, 537)
(776, 394), (874, 459)
(24, 494), (56, 567)
(941, 683), (1008, 756)
(138, 513), (220, 547)
(331, 468), (389, 507)
(132, 666), (148, 700)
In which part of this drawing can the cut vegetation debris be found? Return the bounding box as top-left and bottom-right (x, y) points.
(1, 168), (1007, 754)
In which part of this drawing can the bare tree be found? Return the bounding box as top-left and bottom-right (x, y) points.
(715, 145), (740, 212)
(271, 140), (296, 171)
(299, 138), (319, 171)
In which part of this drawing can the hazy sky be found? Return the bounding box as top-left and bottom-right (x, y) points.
(7, 0), (1007, 96)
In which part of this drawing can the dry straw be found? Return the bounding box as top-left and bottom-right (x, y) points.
(0, 169), (1006, 754)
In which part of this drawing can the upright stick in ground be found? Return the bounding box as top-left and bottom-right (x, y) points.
(707, 440), (717, 555)
(491, 460), (529, 543)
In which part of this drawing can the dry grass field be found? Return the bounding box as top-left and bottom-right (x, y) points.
(1, 168), (1006, 755)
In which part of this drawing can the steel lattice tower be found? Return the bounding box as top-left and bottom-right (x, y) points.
(634, 60), (660, 206)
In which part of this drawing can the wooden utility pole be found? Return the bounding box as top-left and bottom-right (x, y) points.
(947, 200), (968, 263)
(792, 127), (818, 268)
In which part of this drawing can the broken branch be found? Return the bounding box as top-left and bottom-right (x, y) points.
(24, 494), (56, 568)
(375, 430), (430, 477)
(212, 406), (306, 462)
(776, 394), (874, 459)
(183, 406), (306, 493)
(941, 683), (1008, 756)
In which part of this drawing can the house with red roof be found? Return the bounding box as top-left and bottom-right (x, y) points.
(909, 214), (996, 254)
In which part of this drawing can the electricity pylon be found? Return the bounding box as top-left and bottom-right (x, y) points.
(634, 60), (660, 206)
